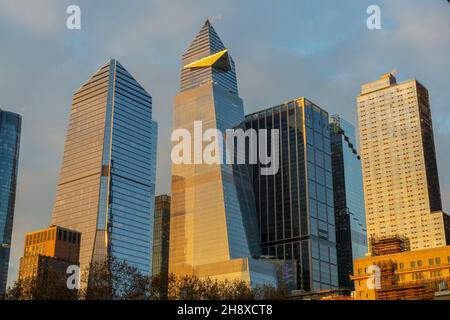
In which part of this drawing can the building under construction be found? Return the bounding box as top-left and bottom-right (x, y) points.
(372, 260), (437, 300)
(352, 239), (450, 300)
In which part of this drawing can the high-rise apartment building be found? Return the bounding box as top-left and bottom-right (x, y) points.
(357, 73), (449, 251)
(244, 98), (339, 292)
(0, 109), (22, 299)
(51, 60), (158, 277)
(330, 115), (367, 289)
(169, 21), (278, 286)
(152, 195), (171, 297)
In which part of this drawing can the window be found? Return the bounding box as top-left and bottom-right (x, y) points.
(431, 270), (441, 278)
(436, 258), (441, 265)
(412, 273), (423, 280)
(429, 259), (434, 266)
(399, 263), (404, 270)
(410, 261), (416, 268)
(417, 260), (423, 267)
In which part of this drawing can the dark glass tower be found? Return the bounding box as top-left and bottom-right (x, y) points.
(244, 98), (338, 292)
(330, 115), (367, 290)
(51, 60), (158, 277)
(152, 195), (171, 297)
(0, 109), (22, 299)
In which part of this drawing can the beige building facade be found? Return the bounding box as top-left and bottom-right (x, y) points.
(357, 73), (450, 251)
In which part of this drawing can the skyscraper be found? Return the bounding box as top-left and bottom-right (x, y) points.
(51, 60), (158, 277)
(244, 98), (339, 292)
(169, 21), (278, 286)
(357, 73), (450, 251)
(152, 195), (171, 297)
(0, 109), (22, 299)
(329, 115), (367, 289)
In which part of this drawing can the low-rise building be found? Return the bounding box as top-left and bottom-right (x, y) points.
(351, 244), (450, 300)
(18, 225), (81, 293)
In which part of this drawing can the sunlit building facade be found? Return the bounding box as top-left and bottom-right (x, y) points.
(244, 98), (339, 292)
(330, 115), (367, 289)
(0, 109), (22, 299)
(19, 226), (81, 281)
(51, 60), (158, 277)
(357, 73), (449, 251)
(351, 245), (450, 300)
(169, 20), (277, 286)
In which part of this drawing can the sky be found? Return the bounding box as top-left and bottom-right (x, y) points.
(1, 0), (449, 287)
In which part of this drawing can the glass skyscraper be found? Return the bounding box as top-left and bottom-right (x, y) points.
(51, 60), (158, 277)
(169, 20), (278, 286)
(0, 109), (22, 299)
(152, 195), (171, 297)
(244, 98), (339, 292)
(330, 115), (367, 290)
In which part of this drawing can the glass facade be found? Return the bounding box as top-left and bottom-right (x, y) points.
(0, 109), (21, 299)
(244, 98), (338, 292)
(152, 195), (171, 296)
(169, 20), (277, 286)
(51, 60), (158, 277)
(330, 115), (367, 289)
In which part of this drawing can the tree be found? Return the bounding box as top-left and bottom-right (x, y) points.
(6, 269), (77, 300)
(6, 279), (33, 300)
(167, 273), (289, 300)
(7, 260), (290, 300)
(80, 258), (155, 300)
(151, 272), (168, 299)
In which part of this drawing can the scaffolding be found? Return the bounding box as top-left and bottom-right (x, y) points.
(370, 235), (410, 256)
(373, 260), (450, 300)
(376, 282), (435, 300)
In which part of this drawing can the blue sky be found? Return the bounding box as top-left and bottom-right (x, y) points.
(1, 0), (450, 286)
